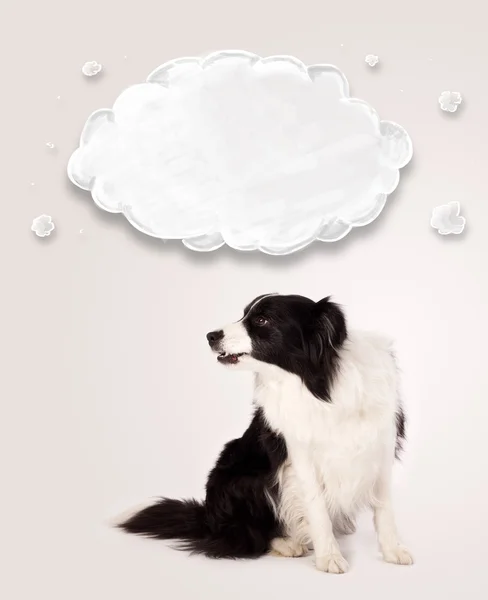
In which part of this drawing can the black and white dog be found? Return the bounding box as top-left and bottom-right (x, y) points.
(120, 294), (413, 573)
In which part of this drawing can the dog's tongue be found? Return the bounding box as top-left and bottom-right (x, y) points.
(218, 353), (239, 364)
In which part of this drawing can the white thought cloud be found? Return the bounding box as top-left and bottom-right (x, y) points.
(431, 201), (465, 235)
(365, 54), (379, 67)
(31, 214), (55, 237)
(68, 50), (413, 254)
(82, 61), (102, 77)
(439, 91), (462, 113)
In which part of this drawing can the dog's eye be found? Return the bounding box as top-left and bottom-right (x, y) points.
(254, 316), (268, 327)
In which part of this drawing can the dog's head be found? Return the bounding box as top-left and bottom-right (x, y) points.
(206, 294), (347, 401)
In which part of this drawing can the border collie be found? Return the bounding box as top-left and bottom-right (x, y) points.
(120, 294), (413, 573)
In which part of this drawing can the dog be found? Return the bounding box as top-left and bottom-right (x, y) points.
(119, 293), (413, 573)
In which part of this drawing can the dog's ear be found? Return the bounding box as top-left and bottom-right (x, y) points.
(314, 297), (347, 349)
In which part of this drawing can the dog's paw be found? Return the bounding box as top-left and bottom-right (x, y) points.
(269, 537), (307, 558)
(315, 554), (349, 574)
(382, 544), (414, 566)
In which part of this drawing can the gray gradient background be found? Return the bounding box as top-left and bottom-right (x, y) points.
(2, 1), (487, 598)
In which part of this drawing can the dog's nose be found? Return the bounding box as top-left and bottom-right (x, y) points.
(206, 330), (224, 346)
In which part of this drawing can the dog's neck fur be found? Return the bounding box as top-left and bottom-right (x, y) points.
(251, 332), (345, 403)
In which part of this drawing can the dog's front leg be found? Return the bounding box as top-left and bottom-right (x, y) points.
(292, 448), (348, 574)
(373, 464), (414, 566)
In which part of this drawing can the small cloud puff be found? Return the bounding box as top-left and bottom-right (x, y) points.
(431, 201), (465, 235)
(31, 214), (55, 237)
(82, 61), (102, 77)
(68, 51), (412, 255)
(365, 54), (379, 67)
(439, 91), (462, 113)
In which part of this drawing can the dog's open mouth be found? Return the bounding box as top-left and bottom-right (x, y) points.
(217, 352), (247, 365)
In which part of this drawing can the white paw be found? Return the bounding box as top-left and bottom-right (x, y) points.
(315, 554), (349, 574)
(382, 544), (414, 565)
(270, 537), (307, 557)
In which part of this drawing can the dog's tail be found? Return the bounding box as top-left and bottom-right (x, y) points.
(118, 497), (270, 558)
(118, 498), (207, 546)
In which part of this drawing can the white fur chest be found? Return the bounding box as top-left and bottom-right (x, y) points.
(254, 332), (399, 513)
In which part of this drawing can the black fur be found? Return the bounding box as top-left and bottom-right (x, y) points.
(395, 406), (407, 458)
(119, 408), (287, 558)
(388, 348), (407, 459)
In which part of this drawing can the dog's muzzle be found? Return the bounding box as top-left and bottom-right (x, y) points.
(206, 329), (249, 365)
